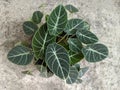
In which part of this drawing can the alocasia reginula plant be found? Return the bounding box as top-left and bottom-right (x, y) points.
(7, 4), (109, 84)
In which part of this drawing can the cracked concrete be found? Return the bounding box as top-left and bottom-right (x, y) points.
(0, 0), (120, 90)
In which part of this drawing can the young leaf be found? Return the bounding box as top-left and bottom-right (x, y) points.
(7, 45), (33, 65)
(76, 29), (98, 44)
(23, 21), (38, 35)
(66, 66), (79, 84)
(32, 23), (55, 60)
(65, 4), (78, 13)
(47, 5), (67, 36)
(69, 51), (84, 65)
(45, 43), (70, 79)
(67, 38), (82, 53)
(32, 11), (43, 24)
(64, 19), (90, 35)
(79, 67), (89, 78)
(82, 44), (109, 62)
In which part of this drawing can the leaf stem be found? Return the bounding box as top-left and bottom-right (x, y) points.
(57, 34), (67, 44)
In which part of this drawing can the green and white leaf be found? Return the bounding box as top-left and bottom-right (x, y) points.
(76, 29), (98, 44)
(66, 66), (79, 84)
(79, 67), (89, 78)
(64, 19), (90, 35)
(32, 11), (43, 24)
(23, 21), (38, 35)
(32, 23), (55, 59)
(82, 44), (109, 62)
(67, 38), (82, 53)
(7, 45), (33, 65)
(47, 5), (67, 36)
(69, 51), (84, 65)
(65, 4), (78, 13)
(45, 43), (70, 79)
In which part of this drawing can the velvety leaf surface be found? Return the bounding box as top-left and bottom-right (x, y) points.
(45, 43), (70, 79)
(65, 4), (78, 13)
(66, 66), (79, 84)
(23, 21), (38, 35)
(82, 44), (109, 62)
(32, 23), (55, 59)
(76, 29), (98, 44)
(67, 38), (82, 53)
(47, 5), (67, 36)
(64, 19), (90, 35)
(7, 45), (33, 65)
(32, 11), (43, 24)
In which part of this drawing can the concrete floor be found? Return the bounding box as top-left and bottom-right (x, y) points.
(0, 0), (120, 90)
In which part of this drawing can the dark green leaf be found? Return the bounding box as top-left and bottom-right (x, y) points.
(79, 67), (89, 78)
(69, 51), (84, 65)
(32, 23), (55, 59)
(65, 4), (78, 13)
(47, 5), (67, 36)
(67, 38), (82, 53)
(7, 45), (33, 65)
(32, 11), (43, 24)
(45, 43), (70, 79)
(76, 29), (98, 44)
(82, 44), (109, 62)
(23, 21), (38, 35)
(64, 19), (90, 35)
(66, 66), (79, 84)
(59, 42), (69, 50)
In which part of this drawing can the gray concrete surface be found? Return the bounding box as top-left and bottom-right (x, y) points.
(0, 0), (120, 90)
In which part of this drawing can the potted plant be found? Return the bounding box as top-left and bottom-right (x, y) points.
(7, 4), (108, 84)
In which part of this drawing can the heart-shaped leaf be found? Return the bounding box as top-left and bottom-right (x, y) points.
(47, 5), (67, 36)
(66, 66), (79, 84)
(45, 43), (70, 79)
(32, 23), (55, 59)
(65, 4), (78, 13)
(64, 19), (90, 35)
(67, 38), (82, 53)
(82, 44), (109, 62)
(69, 51), (84, 65)
(32, 11), (43, 24)
(79, 67), (89, 78)
(23, 21), (38, 35)
(7, 45), (33, 65)
(76, 29), (98, 44)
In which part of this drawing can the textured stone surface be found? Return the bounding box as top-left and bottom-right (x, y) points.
(0, 0), (120, 90)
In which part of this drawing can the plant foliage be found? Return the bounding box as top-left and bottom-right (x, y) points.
(7, 4), (109, 84)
